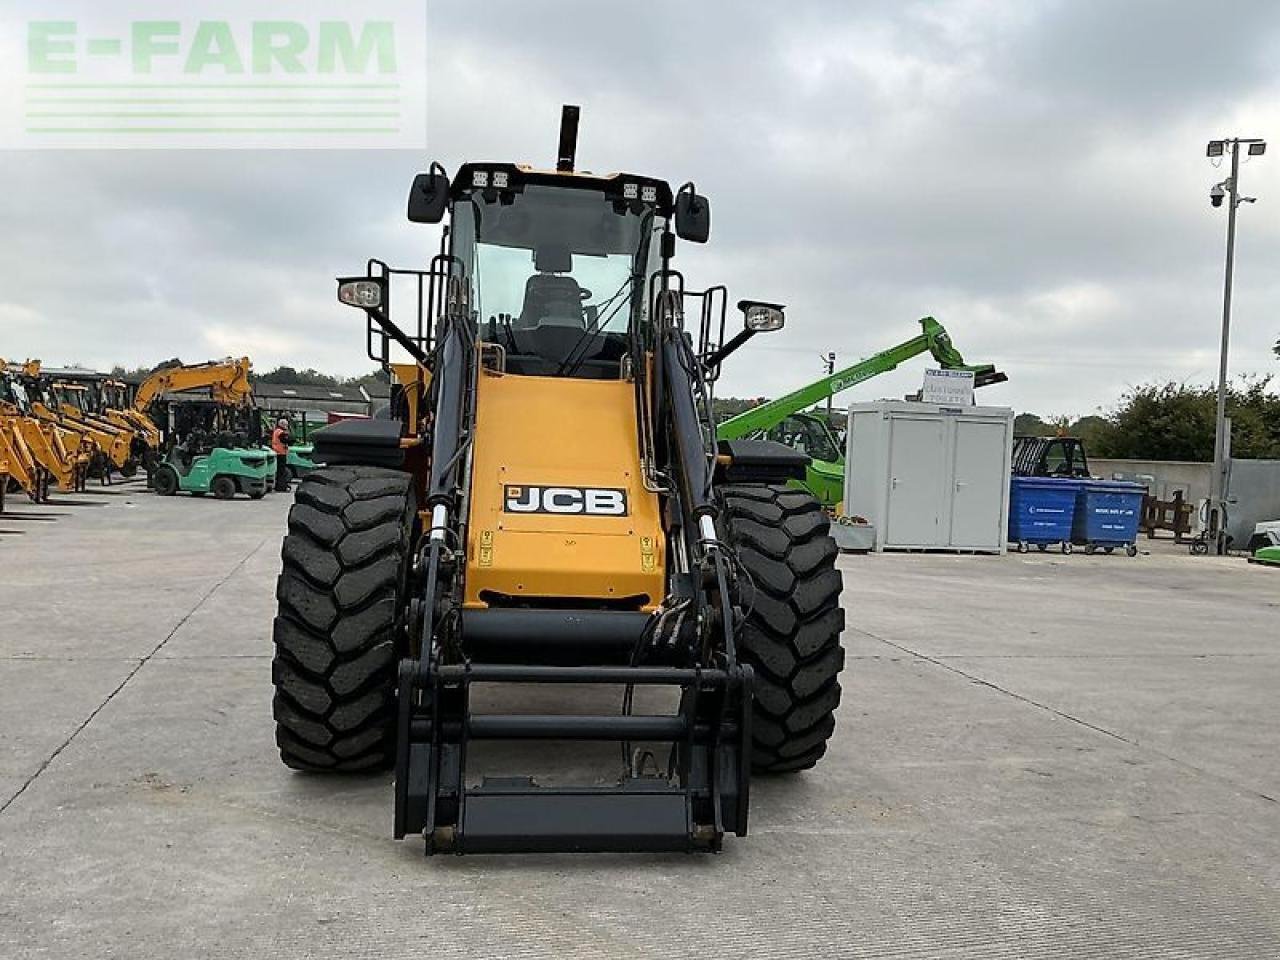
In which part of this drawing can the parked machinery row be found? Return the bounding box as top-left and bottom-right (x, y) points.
(0, 356), (309, 508)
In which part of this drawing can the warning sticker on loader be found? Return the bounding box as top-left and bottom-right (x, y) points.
(504, 485), (628, 516)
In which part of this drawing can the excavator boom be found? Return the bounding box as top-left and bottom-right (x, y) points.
(134, 358), (254, 414)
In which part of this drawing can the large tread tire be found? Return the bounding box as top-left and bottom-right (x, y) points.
(720, 484), (845, 774)
(271, 466), (416, 772)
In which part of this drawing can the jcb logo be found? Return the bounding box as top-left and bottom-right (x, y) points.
(504, 485), (628, 516)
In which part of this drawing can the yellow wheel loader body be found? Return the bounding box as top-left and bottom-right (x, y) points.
(463, 369), (665, 611)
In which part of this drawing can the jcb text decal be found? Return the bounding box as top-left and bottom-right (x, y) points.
(504, 485), (628, 516)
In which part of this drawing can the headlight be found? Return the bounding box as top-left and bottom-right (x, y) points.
(338, 279), (384, 310)
(741, 302), (786, 332)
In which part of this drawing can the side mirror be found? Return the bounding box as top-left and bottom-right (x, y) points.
(337, 277), (386, 311)
(675, 188), (711, 243)
(407, 165), (450, 223)
(739, 300), (786, 332)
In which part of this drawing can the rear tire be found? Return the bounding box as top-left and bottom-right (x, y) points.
(720, 484), (845, 773)
(211, 475), (237, 500)
(271, 466), (416, 772)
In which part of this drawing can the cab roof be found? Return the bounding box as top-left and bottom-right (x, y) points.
(451, 162), (674, 214)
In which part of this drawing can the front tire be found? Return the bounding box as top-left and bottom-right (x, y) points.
(152, 465), (179, 496)
(271, 466), (416, 772)
(720, 484), (845, 773)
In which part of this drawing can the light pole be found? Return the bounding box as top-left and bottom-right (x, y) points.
(821, 352), (836, 421)
(1205, 137), (1266, 554)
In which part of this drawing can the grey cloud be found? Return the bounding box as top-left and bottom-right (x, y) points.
(1, 0), (1277, 419)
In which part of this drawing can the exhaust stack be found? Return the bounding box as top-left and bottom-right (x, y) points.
(556, 104), (580, 172)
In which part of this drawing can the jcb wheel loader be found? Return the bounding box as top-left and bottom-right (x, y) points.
(271, 107), (845, 854)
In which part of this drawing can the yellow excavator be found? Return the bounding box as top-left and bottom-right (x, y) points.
(133, 357), (254, 427)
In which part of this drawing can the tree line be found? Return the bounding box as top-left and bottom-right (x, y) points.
(1017, 375), (1280, 461)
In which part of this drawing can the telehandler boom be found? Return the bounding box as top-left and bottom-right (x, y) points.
(716, 317), (1007, 506)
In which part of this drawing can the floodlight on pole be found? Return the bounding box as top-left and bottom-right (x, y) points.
(1204, 136), (1266, 555)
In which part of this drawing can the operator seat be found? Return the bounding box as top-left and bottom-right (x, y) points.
(516, 274), (586, 330)
(502, 243), (617, 378)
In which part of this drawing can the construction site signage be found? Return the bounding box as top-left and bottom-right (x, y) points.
(921, 368), (975, 407)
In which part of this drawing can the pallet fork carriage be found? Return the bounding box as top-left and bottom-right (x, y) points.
(271, 107), (845, 854)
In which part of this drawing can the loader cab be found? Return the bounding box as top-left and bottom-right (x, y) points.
(446, 168), (671, 380)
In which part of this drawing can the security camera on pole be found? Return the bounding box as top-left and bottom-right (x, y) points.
(1203, 137), (1266, 555)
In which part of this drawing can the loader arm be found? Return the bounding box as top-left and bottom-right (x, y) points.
(716, 317), (1005, 440)
(29, 398), (131, 472)
(0, 404), (83, 494)
(0, 413), (48, 500)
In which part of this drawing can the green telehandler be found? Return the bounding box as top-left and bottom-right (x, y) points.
(716, 317), (1006, 508)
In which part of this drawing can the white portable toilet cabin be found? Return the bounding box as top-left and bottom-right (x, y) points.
(844, 401), (1014, 554)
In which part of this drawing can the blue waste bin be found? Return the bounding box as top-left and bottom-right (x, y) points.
(1072, 481), (1144, 556)
(1008, 477), (1081, 553)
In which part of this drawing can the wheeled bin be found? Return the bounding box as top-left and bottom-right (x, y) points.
(1008, 477), (1081, 553)
(1072, 480), (1144, 556)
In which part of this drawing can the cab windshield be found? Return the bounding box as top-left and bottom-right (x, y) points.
(766, 414), (842, 464)
(452, 183), (662, 378)
(56, 387), (88, 413)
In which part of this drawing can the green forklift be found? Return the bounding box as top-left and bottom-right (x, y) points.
(151, 442), (274, 499)
(716, 317), (1006, 507)
(258, 409), (319, 480)
(151, 400), (275, 499)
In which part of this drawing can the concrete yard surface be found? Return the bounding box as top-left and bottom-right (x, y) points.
(2, 486), (1279, 958)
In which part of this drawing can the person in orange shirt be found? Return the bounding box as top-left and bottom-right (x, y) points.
(270, 417), (293, 492)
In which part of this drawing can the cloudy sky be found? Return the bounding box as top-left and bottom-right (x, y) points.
(2, 0), (1278, 417)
